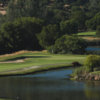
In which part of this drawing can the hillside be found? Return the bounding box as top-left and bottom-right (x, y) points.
(0, 0), (99, 54)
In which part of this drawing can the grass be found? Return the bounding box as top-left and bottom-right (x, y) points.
(77, 31), (96, 36)
(77, 31), (100, 41)
(91, 71), (100, 75)
(0, 51), (86, 76)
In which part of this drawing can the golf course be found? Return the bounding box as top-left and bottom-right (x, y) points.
(0, 50), (86, 76)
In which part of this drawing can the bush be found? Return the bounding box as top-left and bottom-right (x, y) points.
(74, 67), (85, 76)
(48, 35), (87, 54)
(84, 55), (100, 72)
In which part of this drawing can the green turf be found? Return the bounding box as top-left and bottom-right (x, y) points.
(91, 71), (100, 74)
(0, 52), (86, 72)
(77, 31), (96, 36)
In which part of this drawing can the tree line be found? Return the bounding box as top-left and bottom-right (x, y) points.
(0, 0), (100, 54)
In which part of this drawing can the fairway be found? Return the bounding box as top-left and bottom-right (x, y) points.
(0, 51), (86, 75)
(77, 31), (100, 41)
(77, 31), (96, 36)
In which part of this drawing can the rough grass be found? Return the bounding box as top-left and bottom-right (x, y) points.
(0, 51), (86, 76)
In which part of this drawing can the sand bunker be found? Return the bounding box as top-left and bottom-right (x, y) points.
(0, 59), (24, 63)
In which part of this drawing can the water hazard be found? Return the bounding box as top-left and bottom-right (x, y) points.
(0, 69), (100, 100)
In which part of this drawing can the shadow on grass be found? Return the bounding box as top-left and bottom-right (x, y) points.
(5, 56), (51, 61)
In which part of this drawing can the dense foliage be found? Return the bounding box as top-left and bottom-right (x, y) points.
(48, 35), (87, 54)
(96, 26), (100, 36)
(0, 0), (100, 54)
(60, 20), (78, 35)
(0, 17), (43, 54)
(84, 55), (100, 72)
(3, 0), (100, 27)
(37, 24), (60, 48)
(86, 12), (100, 30)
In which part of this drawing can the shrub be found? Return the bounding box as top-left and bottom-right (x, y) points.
(48, 35), (87, 54)
(73, 67), (85, 76)
(84, 55), (100, 72)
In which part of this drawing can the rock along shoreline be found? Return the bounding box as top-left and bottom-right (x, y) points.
(74, 73), (100, 81)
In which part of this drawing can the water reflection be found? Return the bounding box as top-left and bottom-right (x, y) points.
(0, 69), (100, 100)
(85, 81), (100, 100)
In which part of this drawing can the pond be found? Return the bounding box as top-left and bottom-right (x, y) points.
(86, 46), (100, 51)
(0, 69), (100, 100)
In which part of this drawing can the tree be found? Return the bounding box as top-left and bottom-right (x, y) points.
(37, 24), (60, 48)
(7, 0), (71, 24)
(96, 26), (100, 36)
(86, 12), (100, 30)
(60, 20), (78, 35)
(71, 7), (87, 31)
(7, 0), (26, 21)
(48, 35), (87, 54)
(75, 0), (89, 5)
(7, 0), (49, 21)
(0, 14), (6, 28)
(88, 0), (100, 15)
(0, 0), (10, 7)
(0, 17), (43, 53)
